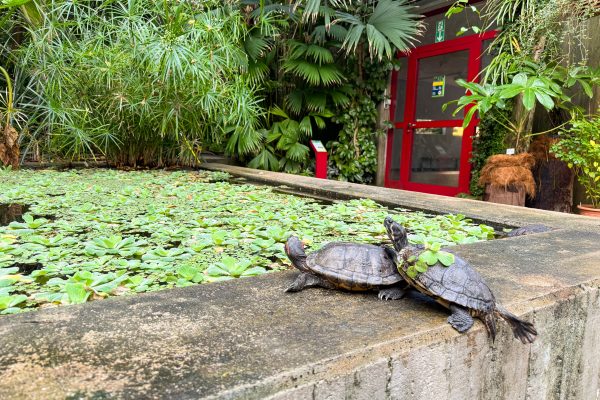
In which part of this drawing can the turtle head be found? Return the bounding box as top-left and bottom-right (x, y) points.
(285, 236), (309, 272)
(384, 216), (408, 251)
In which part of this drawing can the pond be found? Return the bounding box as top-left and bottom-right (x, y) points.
(0, 203), (31, 226)
(0, 169), (496, 314)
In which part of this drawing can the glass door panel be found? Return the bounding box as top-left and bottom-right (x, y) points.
(389, 128), (404, 181)
(415, 50), (469, 121)
(386, 31), (495, 194)
(394, 58), (409, 122)
(409, 127), (463, 187)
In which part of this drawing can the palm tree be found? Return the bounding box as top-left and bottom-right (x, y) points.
(300, 0), (422, 79)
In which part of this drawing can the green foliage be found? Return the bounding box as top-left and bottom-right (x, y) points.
(328, 95), (380, 183)
(481, 0), (596, 84)
(206, 256), (266, 281)
(0, 169), (495, 314)
(446, 64), (600, 152)
(468, 106), (512, 197)
(331, 0), (422, 61)
(247, 107), (325, 173)
(551, 114), (600, 208)
(328, 59), (392, 183)
(283, 40), (345, 86)
(238, 0), (421, 179)
(403, 241), (456, 279)
(0, 293), (28, 314)
(4, 0), (262, 166)
(85, 236), (147, 257)
(8, 213), (48, 231)
(445, 0), (599, 155)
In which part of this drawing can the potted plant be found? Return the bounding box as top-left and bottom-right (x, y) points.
(445, 58), (599, 206)
(551, 113), (600, 217)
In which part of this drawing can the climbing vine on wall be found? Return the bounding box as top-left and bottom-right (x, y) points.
(328, 59), (394, 183)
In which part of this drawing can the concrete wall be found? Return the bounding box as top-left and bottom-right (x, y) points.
(269, 281), (600, 400)
(1, 166), (600, 399)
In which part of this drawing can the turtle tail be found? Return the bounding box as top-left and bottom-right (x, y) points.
(495, 305), (537, 344)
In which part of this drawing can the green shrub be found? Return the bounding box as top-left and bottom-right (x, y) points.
(551, 114), (600, 208)
(13, 0), (262, 166)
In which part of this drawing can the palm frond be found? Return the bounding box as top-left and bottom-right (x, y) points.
(304, 91), (327, 111)
(305, 44), (334, 65)
(285, 90), (304, 115)
(248, 147), (280, 171)
(244, 33), (271, 61)
(225, 126), (265, 156)
(285, 141), (310, 161)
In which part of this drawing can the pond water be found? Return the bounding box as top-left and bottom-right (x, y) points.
(0, 203), (31, 226)
(0, 169), (497, 314)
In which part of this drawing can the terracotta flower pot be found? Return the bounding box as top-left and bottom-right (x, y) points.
(577, 204), (600, 217)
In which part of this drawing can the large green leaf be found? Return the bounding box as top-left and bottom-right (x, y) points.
(522, 88), (536, 110)
(535, 91), (554, 110)
(65, 283), (90, 304)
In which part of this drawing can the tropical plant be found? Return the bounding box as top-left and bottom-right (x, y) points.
(236, 0), (421, 180)
(4, 0), (263, 166)
(447, 64), (600, 153)
(247, 107), (330, 172)
(551, 113), (600, 208)
(328, 58), (392, 182)
(446, 0), (599, 154)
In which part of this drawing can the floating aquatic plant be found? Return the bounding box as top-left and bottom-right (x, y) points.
(0, 169), (496, 314)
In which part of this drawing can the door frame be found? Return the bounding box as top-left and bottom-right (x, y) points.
(384, 30), (498, 196)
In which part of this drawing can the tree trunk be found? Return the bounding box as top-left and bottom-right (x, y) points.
(527, 136), (574, 213)
(0, 125), (20, 169)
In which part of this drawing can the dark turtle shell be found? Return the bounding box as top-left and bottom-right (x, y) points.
(306, 242), (402, 291)
(506, 224), (551, 237)
(399, 247), (495, 313)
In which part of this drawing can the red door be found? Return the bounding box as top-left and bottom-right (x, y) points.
(385, 32), (496, 196)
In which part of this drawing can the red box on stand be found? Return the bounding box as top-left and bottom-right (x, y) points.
(309, 140), (328, 179)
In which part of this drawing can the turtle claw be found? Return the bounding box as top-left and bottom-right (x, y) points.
(285, 285), (299, 293)
(377, 287), (406, 301)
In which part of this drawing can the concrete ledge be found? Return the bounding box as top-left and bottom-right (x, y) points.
(203, 163), (600, 231)
(1, 167), (600, 399)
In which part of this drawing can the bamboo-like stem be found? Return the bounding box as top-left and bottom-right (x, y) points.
(0, 66), (13, 127)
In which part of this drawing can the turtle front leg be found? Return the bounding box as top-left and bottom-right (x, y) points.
(447, 304), (474, 333)
(285, 273), (336, 292)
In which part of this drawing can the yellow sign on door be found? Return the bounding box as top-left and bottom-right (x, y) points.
(432, 75), (445, 97)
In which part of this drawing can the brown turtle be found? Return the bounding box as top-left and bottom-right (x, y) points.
(284, 236), (406, 300)
(384, 216), (537, 344)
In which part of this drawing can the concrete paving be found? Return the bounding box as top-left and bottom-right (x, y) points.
(1, 165), (600, 399)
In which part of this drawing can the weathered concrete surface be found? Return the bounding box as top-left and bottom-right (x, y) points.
(1, 166), (600, 399)
(204, 163), (600, 232)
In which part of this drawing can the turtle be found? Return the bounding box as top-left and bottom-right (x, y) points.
(284, 236), (407, 300)
(383, 216), (537, 344)
(505, 224), (552, 237)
